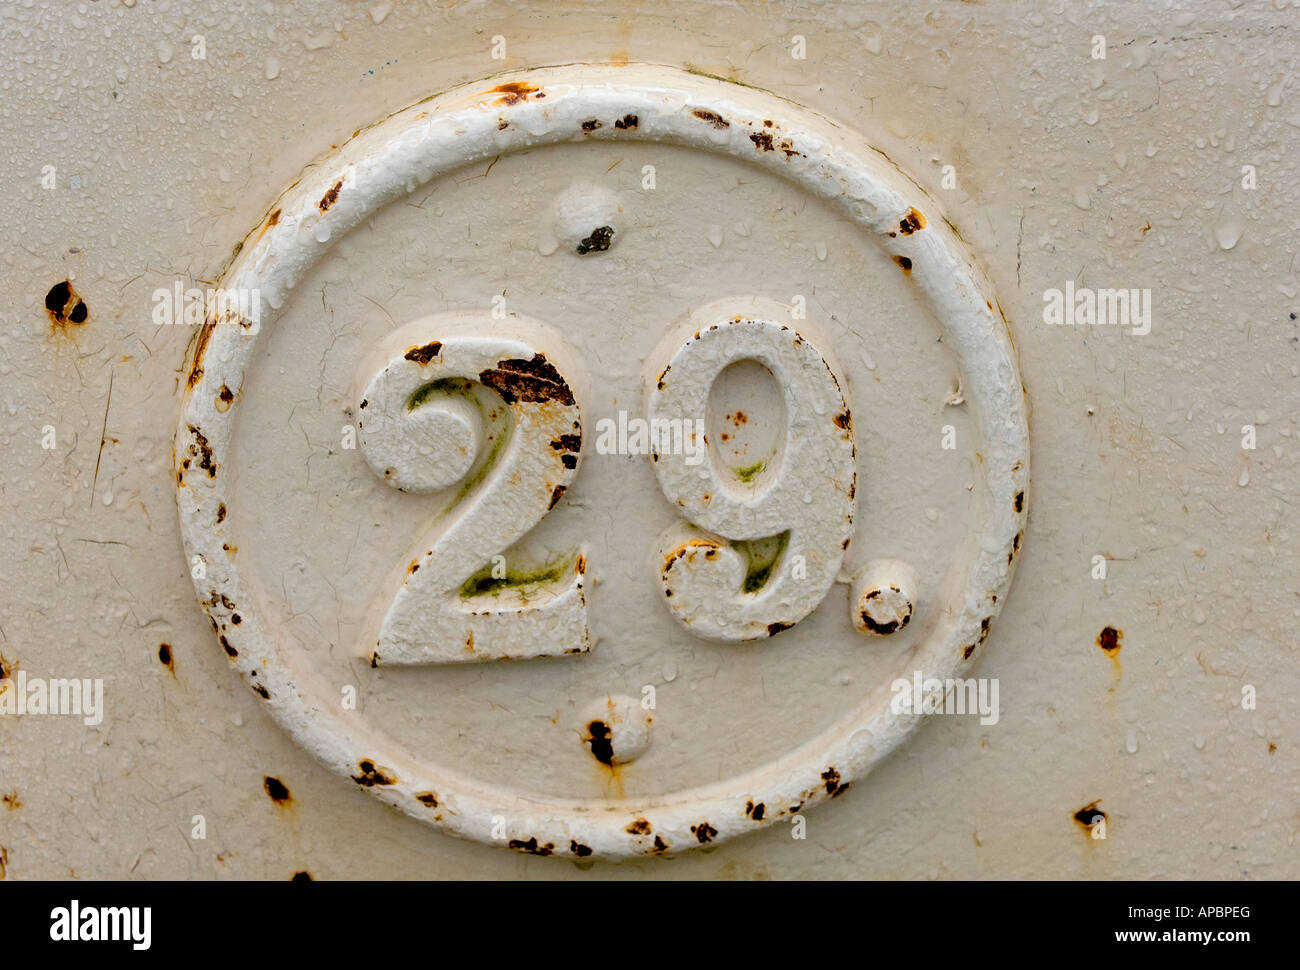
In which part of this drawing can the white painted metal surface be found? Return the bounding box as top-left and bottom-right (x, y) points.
(1, 0), (1296, 879)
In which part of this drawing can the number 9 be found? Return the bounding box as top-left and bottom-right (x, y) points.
(648, 299), (856, 641)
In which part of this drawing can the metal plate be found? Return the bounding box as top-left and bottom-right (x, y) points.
(177, 64), (1027, 858)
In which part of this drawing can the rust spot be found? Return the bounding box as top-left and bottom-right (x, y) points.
(585, 721), (616, 767)
(549, 484), (566, 510)
(0, 846), (7, 879)
(220, 635), (237, 658)
(1097, 626), (1122, 656)
(46, 280), (88, 328)
(1073, 801), (1106, 831)
(488, 81), (544, 106)
(690, 822), (717, 843)
(656, 365), (669, 390)
(833, 409), (852, 431)
(1014, 490), (1025, 512)
(2, 793), (21, 811)
(291, 871), (313, 881)
(822, 767), (849, 797)
(626, 818), (652, 835)
(898, 208), (926, 235)
(576, 225), (614, 255)
(267, 208), (281, 227)
(551, 433), (582, 453)
(1268, 742), (1277, 754)
(692, 108), (729, 129)
(574, 554), (586, 575)
(352, 760), (397, 787)
(581, 119), (602, 132)
(570, 840), (593, 857)
(187, 321), (215, 389)
(893, 255), (913, 274)
(614, 114), (638, 129)
(403, 341), (443, 365)
(745, 801), (766, 821)
(963, 643), (977, 660)
(263, 776), (292, 805)
(416, 792), (439, 808)
(318, 179), (343, 212)
(215, 384), (234, 413)
(479, 354), (575, 406)
(749, 131), (775, 151)
(766, 621), (793, 637)
(158, 642), (175, 675)
(860, 598), (911, 635)
(216, 503), (227, 524)
(187, 424), (217, 478)
(508, 837), (554, 856)
(651, 835), (669, 854)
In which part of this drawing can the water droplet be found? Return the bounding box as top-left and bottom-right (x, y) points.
(706, 225), (723, 248)
(1073, 186), (1091, 210)
(1214, 218), (1244, 250)
(313, 222), (331, 244)
(662, 660), (677, 682)
(264, 57), (280, 81)
(1126, 729), (1138, 754)
(157, 41), (173, 64)
(815, 241), (828, 261)
(1238, 466), (1249, 487)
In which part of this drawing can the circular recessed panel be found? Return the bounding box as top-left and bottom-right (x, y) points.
(175, 64), (1029, 859)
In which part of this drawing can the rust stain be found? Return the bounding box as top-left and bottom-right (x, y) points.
(690, 822), (718, 843)
(614, 113), (638, 129)
(749, 130), (775, 151)
(1, 793), (20, 811)
(692, 108), (729, 129)
(1097, 626), (1122, 656)
(1073, 801), (1106, 833)
(576, 225), (614, 254)
(351, 759), (397, 787)
(158, 642), (176, 677)
(486, 81), (545, 106)
(821, 767), (850, 798)
(626, 818), (652, 835)
(403, 341), (443, 365)
(570, 840), (594, 857)
(898, 208), (927, 235)
(508, 837), (554, 856)
(584, 720), (614, 766)
(479, 354), (575, 406)
(548, 484), (566, 510)
(263, 776), (293, 806)
(187, 321), (216, 390)
(893, 255), (913, 275)
(416, 792), (439, 808)
(318, 179), (343, 212)
(46, 280), (88, 329)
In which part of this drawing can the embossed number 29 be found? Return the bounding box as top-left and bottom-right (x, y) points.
(355, 307), (855, 664)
